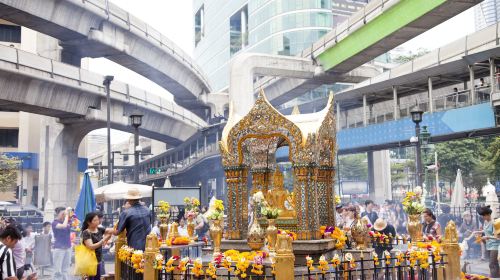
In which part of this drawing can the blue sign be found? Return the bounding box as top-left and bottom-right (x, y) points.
(495, 181), (500, 194)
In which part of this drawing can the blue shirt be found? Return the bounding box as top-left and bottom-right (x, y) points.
(117, 204), (151, 250)
(52, 220), (71, 249)
(484, 221), (500, 251)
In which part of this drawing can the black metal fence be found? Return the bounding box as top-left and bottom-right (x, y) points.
(155, 264), (276, 280)
(298, 254), (447, 280)
(121, 260), (144, 280)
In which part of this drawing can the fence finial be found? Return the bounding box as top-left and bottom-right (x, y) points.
(144, 233), (159, 280)
(442, 221), (461, 280)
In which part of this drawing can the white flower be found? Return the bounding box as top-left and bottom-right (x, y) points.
(253, 191), (265, 203)
(319, 255), (326, 261)
(414, 186), (423, 195)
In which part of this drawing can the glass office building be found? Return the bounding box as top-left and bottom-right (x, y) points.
(474, 0), (500, 30)
(193, 0), (366, 93)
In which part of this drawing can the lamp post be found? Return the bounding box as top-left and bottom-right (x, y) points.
(103, 75), (114, 184)
(130, 109), (143, 183)
(110, 151), (121, 183)
(411, 105), (424, 188)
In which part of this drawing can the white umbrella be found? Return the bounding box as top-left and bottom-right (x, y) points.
(450, 169), (465, 209)
(94, 181), (152, 202)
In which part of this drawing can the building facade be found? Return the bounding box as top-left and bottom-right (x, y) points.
(475, 0), (500, 30)
(193, 0), (366, 93)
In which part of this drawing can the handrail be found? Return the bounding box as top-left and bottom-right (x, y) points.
(0, 45), (206, 128)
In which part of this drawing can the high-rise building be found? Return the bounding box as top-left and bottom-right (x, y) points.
(474, 0), (500, 30)
(193, 0), (366, 92)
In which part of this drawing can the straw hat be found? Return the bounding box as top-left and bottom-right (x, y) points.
(124, 187), (143, 200)
(373, 218), (388, 231)
(494, 218), (500, 235)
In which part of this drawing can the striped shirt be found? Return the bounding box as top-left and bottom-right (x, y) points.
(0, 242), (16, 279)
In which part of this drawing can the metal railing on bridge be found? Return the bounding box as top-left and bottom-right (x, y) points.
(340, 86), (492, 129)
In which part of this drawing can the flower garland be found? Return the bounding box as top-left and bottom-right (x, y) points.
(130, 250), (144, 273)
(277, 229), (297, 240)
(205, 262), (217, 279)
(250, 255), (264, 275)
(330, 227), (347, 250)
(394, 251), (405, 266)
(270, 259), (276, 275)
(335, 195), (341, 205)
(344, 253), (356, 269)
(164, 256), (177, 273)
(118, 245), (133, 262)
(177, 257), (190, 272)
(384, 251), (391, 265)
(318, 255), (329, 275)
(461, 272), (490, 280)
(152, 253), (164, 270)
(306, 255), (315, 271)
(331, 254), (341, 268)
(372, 252), (379, 266)
(234, 257), (250, 278)
(192, 258), (204, 277)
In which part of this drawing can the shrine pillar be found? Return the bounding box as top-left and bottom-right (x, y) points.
(317, 166), (335, 226)
(225, 166), (249, 239)
(251, 168), (272, 194)
(293, 164), (320, 240)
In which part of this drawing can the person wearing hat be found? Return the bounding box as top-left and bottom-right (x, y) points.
(114, 188), (151, 251)
(372, 218), (396, 258)
(478, 205), (500, 278)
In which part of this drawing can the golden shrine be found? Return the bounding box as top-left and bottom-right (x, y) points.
(219, 90), (337, 241)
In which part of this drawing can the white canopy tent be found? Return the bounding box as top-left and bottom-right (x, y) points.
(450, 169), (465, 210)
(94, 181), (152, 203)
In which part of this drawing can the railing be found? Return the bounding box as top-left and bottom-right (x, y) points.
(0, 44), (206, 128)
(157, 264), (275, 280)
(121, 260), (144, 280)
(298, 254), (447, 280)
(340, 87), (491, 129)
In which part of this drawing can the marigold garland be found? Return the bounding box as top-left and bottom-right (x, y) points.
(371, 252), (379, 266)
(306, 255), (315, 271)
(130, 250), (144, 273)
(205, 262), (217, 279)
(118, 245), (133, 262)
(318, 255), (329, 274)
(177, 257), (190, 272)
(152, 253), (164, 270)
(192, 258), (204, 277)
(384, 251), (391, 265)
(164, 256), (177, 273)
(331, 254), (341, 268)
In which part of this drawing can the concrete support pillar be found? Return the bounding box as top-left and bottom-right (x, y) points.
(204, 135), (207, 152)
(469, 65), (476, 105)
(428, 77), (434, 113)
(490, 58), (497, 95)
(241, 9), (247, 48)
(40, 121), (90, 216)
(392, 86), (398, 120)
(367, 150), (392, 203)
(362, 94), (368, 126)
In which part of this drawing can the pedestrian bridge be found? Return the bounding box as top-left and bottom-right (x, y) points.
(0, 0), (212, 113)
(256, 0), (482, 106)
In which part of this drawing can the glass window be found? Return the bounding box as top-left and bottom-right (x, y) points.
(0, 129), (18, 147)
(0, 24), (20, 43)
(195, 6), (204, 46)
(230, 5), (248, 56)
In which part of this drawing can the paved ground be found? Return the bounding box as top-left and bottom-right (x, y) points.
(37, 262), (115, 280)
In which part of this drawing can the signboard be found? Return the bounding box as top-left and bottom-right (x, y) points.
(340, 181), (369, 195)
(152, 187), (201, 206)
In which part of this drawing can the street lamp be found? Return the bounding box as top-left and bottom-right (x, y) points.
(411, 104), (424, 188)
(130, 109), (143, 183)
(103, 75), (114, 184)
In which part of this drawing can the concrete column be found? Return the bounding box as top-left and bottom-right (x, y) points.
(336, 102), (341, 130)
(41, 122), (90, 214)
(362, 94), (368, 126)
(367, 150), (392, 203)
(204, 135), (207, 152)
(392, 86), (398, 120)
(490, 58), (497, 95)
(469, 65), (476, 105)
(428, 77), (434, 113)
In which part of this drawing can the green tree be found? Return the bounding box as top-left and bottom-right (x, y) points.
(479, 136), (500, 181)
(0, 154), (18, 193)
(338, 153), (368, 181)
